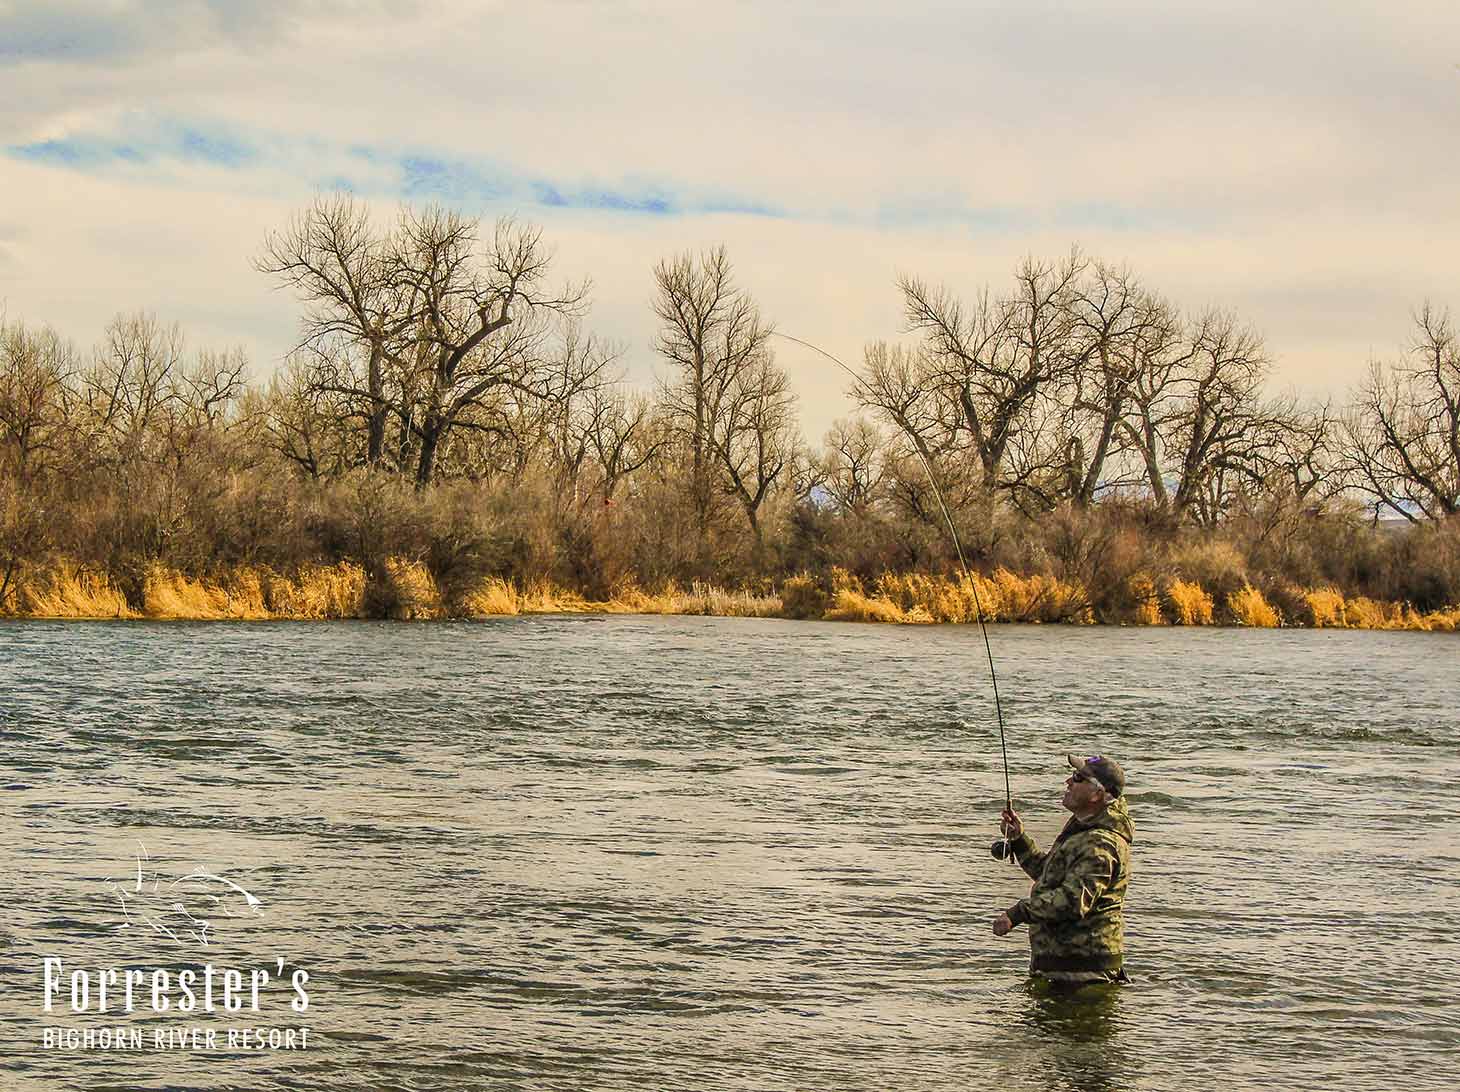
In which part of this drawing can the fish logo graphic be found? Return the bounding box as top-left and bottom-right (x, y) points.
(108, 843), (263, 946)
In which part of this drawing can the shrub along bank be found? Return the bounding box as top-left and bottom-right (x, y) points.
(5, 559), (1455, 630)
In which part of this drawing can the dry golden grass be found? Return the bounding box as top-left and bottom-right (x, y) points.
(1302, 587), (1347, 628)
(1227, 584), (1281, 627)
(1169, 538), (1248, 594)
(1419, 606), (1460, 632)
(379, 558), (441, 619)
(462, 576), (521, 616)
(600, 582), (692, 615)
(1343, 596), (1410, 630)
(1164, 579), (1214, 625)
(870, 569), (1092, 624)
(6, 558), (1456, 631)
(1129, 574), (1165, 625)
(526, 583), (596, 613)
(465, 579), (781, 618)
(824, 587), (913, 623)
(688, 584), (782, 617)
(3, 560), (375, 620)
(779, 573), (828, 619)
(9, 565), (134, 618)
(992, 569), (1094, 624)
(460, 577), (599, 616)
(142, 567), (275, 620)
(268, 563), (367, 618)
(874, 572), (976, 622)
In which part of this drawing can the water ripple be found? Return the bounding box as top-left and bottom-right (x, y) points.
(0, 618), (1455, 1091)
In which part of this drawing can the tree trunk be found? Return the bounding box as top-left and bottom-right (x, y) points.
(415, 419), (442, 487)
(366, 342), (387, 466)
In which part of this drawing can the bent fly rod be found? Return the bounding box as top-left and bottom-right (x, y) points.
(772, 332), (1015, 855)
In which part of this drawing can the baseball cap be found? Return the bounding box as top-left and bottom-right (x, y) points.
(1067, 753), (1125, 798)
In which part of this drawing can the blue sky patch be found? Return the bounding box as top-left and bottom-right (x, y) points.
(177, 128), (255, 168)
(10, 117), (901, 228)
(7, 123), (256, 173)
(8, 137), (141, 169)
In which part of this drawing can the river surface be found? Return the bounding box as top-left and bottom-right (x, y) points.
(0, 618), (1456, 1091)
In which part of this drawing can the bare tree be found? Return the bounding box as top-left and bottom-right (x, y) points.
(1167, 311), (1274, 523)
(892, 250), (1086, 491)
(1061, 263), (1180, 506)
(257, 195), (401, 466)
(537, 324), (621, 504)
(260, 356), (363, 478)
(857, 340), (987, 540)
(1343, 304), (1460, 520)
(77, 313), (246, 472)
(0, 320), (77, 480)
(394, 210), (586, 485)
(820, 417), (887, 515)
(587, 390), (666, 506)
(1262, 397), (1342, 504)
(260, 200), (587, 485)
(708, 354), (798, 542)
(81, 312), (187, 465)
(0, 319), (76, 605)
(1116, 308), (1272, 523)
(653, 246), (774, 528)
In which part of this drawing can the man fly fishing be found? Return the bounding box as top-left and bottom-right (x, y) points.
(768, 334), (1135, 986)
(992, 754), (1134, 985)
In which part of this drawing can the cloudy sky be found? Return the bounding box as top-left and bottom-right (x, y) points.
(2, 0), (1456, 439)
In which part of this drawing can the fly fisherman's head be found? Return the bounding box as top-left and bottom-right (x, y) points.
(1062, 753), (1125, 818)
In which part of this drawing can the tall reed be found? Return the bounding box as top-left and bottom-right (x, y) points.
(1226, 584), (1281, 627)
(1164, 579), (1214, 625)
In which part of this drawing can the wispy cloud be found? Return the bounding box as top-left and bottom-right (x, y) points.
(4, 116), (795, 222)
(9, 123), (256, 170)
(22, 116), (1142, 231)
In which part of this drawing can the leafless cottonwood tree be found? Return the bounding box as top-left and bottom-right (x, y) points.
(708, 353), (799, 543)
(80, 312), (247, 471)
(0, 320), (76, 481)
(1343, 304), (1460, 520)
(886, 251), (1087, 496)
(861, 254), (1296, 525)
(1166, 311), (1273, 522)
(0, 319), (78, 604)
(653, 246), (776, 530)
(257, 196), (400, 466)
(857, 339), (994, 539)
(532, 323), (622, 503)
(80, 313), (187, 468)
(396, 209), (587, 485)
(586, 390), (666, 506)
(1261, 397), (1342, 505)
(259, 198), (587, 485)
(261, 356), (365, 479)
(1060, 263), (1180, 506)
(1112, 308), (1275, 523)
(820, 417), (888, 515)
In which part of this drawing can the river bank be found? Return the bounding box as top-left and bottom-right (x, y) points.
(3, 559), (1457, 630)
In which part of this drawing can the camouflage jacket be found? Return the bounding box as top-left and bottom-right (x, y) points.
(1005, 797), (1133, 975)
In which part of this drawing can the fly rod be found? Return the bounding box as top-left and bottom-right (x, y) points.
(772, 331), (1015, 849)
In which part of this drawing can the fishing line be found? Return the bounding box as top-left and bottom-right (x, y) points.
(772, 332), (1014, 837)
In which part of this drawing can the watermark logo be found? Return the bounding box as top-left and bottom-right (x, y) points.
(38, 845), (311, 1053)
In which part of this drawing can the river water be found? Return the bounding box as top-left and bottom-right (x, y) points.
(0, 618), (1456, 1090)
